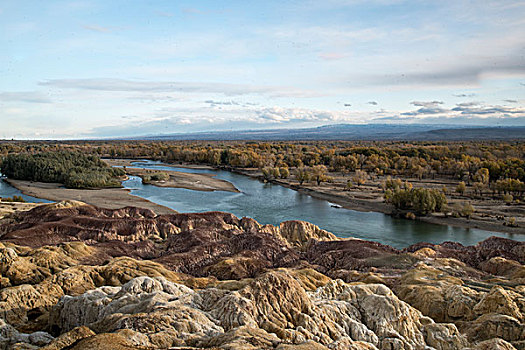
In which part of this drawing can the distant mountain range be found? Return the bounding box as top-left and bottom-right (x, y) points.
(125, 124), (525, 141)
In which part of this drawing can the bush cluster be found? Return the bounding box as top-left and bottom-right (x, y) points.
(386, 187), (447, 216)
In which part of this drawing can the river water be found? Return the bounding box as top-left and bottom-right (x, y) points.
(0, 176), (52, 203)
(120, 160), (524, 248)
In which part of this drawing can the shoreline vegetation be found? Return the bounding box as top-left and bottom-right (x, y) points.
(7, 163), (522, 235)
(0, 151), (125, 189)
(134, 161), (522, 236)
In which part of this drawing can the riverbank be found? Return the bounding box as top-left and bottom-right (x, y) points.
(125, 167), (239, 193)
(73, 157), (525, 235)
(5, 179), (176, 215)
(220, 166), (525, 236)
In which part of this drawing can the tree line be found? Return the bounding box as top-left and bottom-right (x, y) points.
(0, 151), (124, 189)
(1, 140), (524, 199)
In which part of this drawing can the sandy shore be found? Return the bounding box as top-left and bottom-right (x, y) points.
(6, 179), (176, 215)
(126, 167), (239, 193)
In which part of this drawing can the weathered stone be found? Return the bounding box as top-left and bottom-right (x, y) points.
(1, 203), (524, 349)
(40, 326), (96, 350)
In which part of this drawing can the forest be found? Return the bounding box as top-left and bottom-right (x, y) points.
(0, 151), (124, 189)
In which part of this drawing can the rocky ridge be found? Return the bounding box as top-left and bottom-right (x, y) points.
(0, 201), (523, 349)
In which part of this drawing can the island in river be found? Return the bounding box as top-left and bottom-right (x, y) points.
(4, 179), (176, 215)
(105, 158), (239, 192)
(125, 167), (239, 193)
(1, 159), (240, 216)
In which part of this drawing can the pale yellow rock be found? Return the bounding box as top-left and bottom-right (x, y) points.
(69, 333), (144, 350)
(395, 264), (480, 323)
(40, 326), (96, 350)
(413, 247), (437, 258)
(466, 313), (524, 343)
(473, 286), (524, 321)
(480, 257), (524, 278)
(276, 340), (329, 349)
(197, 325), (281, 350)
(289, 268), (332, 291)
(46, 272), (469, 349)
(276, 220), (337, 249)
(467, 338), (518, 350)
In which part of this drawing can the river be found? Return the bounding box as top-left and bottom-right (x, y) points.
(120, 160), (524, 248)
(0, 176), (52, 203)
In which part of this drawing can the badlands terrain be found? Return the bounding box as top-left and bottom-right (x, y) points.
(0, 201), (524, 349)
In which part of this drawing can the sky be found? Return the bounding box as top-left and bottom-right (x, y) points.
(1, 0), (525, 139)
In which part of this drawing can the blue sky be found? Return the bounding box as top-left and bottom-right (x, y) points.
(1, 0), (525, 139)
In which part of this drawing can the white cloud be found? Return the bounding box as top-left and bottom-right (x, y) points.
(82, 24), (112, 33)
(410, 101), (443, 108)
(0, 91), (51, 103)
(39, 78), (322, 98)
(395, 101), (525, 119)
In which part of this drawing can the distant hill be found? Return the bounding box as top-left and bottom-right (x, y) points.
(126, 124), (525, 141)
(414, 127), (525, 141)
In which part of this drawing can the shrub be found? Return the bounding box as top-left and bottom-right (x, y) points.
(504, 217), (518, 227)
(460, 202), (475, 219)
(456, 181), (466, 195)
(1, 195), (26, 203)
(352, 170), (368, 186)
(295, 167), (310, 185)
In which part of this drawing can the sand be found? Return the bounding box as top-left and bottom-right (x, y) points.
(103, 158), (238, 192)
(5, 179), (176, 215)
(4, 157), (238, 216)
(125, 167), (239, 192)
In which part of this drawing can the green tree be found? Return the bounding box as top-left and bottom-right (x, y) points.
(503, 194), (513, 204)
(311, 165), (329, 185)
(352, 170), (368, 187)
(389, 187), (447, 216)
(279, 167), (290, 179)
(460, 202), (475, 219)
(261, 167), (273, 180)
(456, 181), (466, 195)
(295, 167), (310, 185)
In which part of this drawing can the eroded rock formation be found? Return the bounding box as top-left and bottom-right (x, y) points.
(0, 201), (523, 349)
